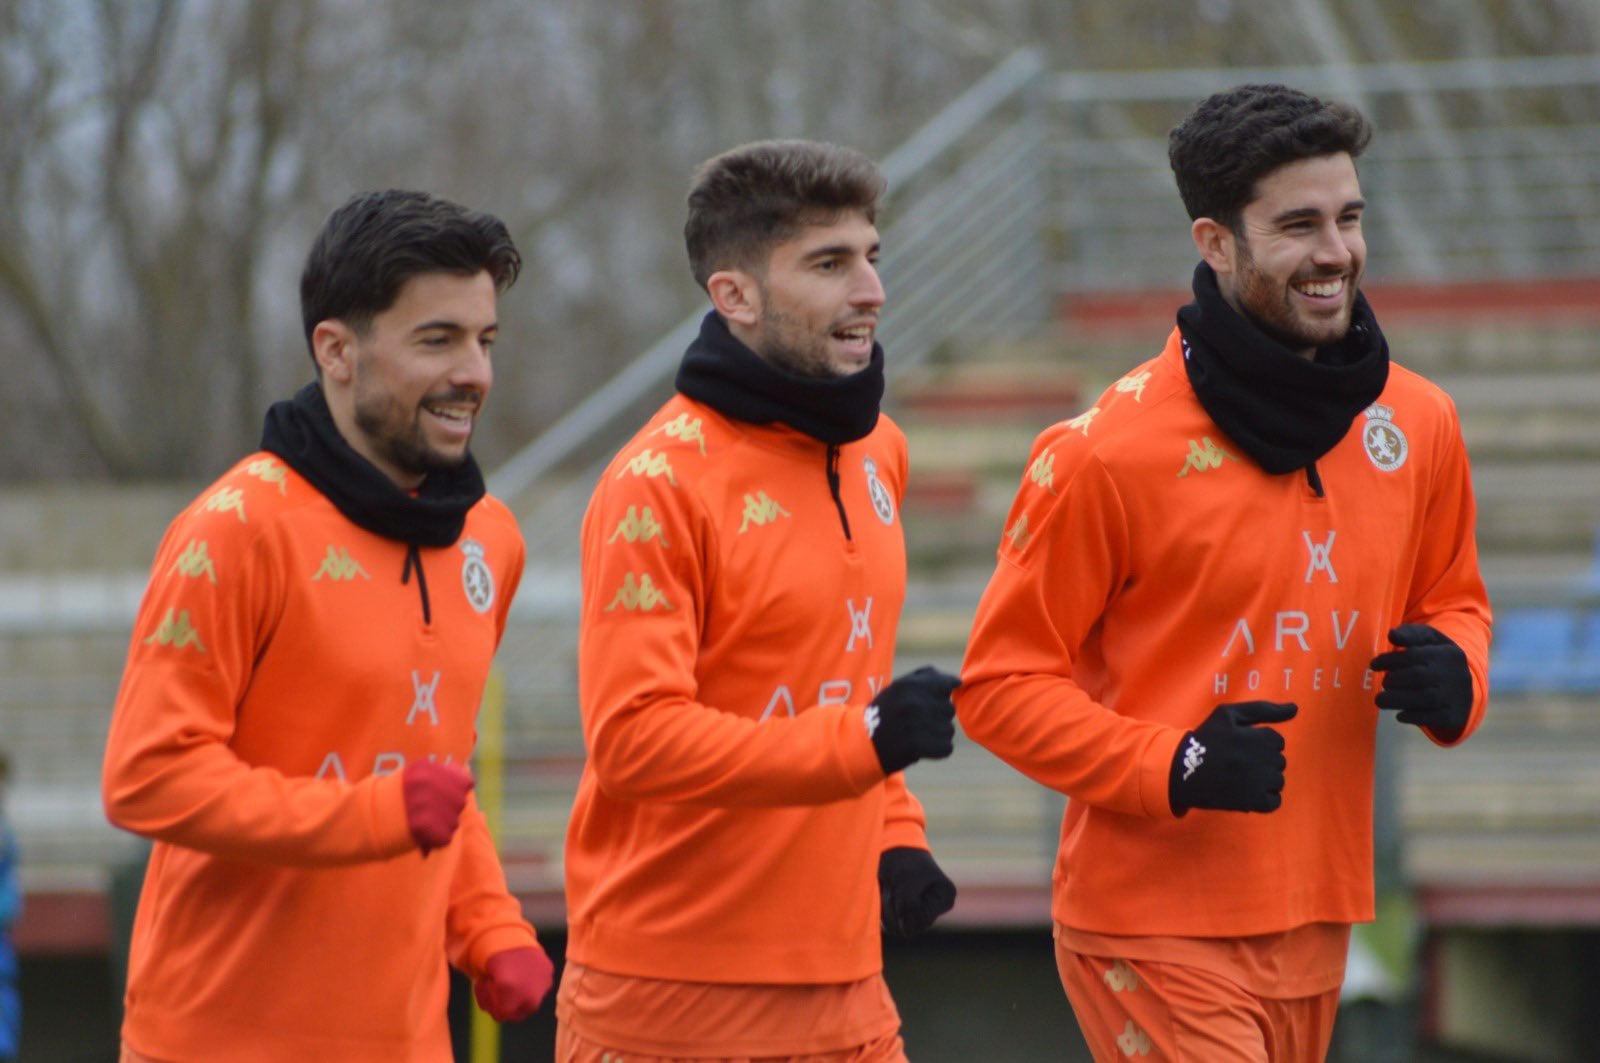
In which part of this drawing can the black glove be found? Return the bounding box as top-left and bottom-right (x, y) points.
(878, 847), (957, 937)
(1370, 624), (1472, 738)
(1168, 701), (1296, 815)
(866, 666), (958, 774)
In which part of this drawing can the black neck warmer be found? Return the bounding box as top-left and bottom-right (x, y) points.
(1177, 262), (1389, 476)
(260, 381), (484, 547)
(674, 311), (884, 444)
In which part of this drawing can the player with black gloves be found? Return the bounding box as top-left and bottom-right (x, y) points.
(956, 83), (1491, 1062)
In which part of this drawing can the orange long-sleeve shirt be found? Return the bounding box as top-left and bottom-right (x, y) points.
(567, 394), (928, 986)
(957, 330), (1491, 938)
(102, 452), (538, 1061)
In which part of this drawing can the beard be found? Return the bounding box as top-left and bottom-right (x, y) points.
(352, 385), (471, 479)
(1233, 238), (1359, 354)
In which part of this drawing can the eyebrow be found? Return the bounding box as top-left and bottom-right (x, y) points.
(800, 241), (881, 262)
(410, 319), (498, 335)
(1272, 198), (1366, 225)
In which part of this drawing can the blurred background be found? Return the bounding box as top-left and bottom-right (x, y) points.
(2, 1), (1599, 1060)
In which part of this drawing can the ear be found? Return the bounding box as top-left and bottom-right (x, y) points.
(311, 320), (358, 384)
(1191, 218), (1236, 277)
(706, 269), (761, 329)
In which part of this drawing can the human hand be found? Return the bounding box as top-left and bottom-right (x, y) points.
(879, 847), (957, 937)
(1370, 624), (1472, 739)
(865, 666), (959, 774)
(401, 760), (473, 855)
(1169, 701), (1296, 815)
(473, 946), (555, 1022)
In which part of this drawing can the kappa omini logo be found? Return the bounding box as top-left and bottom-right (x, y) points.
(1004, 513), (1031, 550)
(1177, 436), (1236, 477)
(1114, 370), (1152, 402)
(605, 572), (673, 612)
(171, 539), (217, 583)
(863, 456), (895, 525)
(1027, 450), (1058, 494)
(1066, 407), (1100, 436)
(244, 458), (288, 494)
(739, 491), (790, 533)
(144, 607), (206, 653)
(610, 505), (668, 546)
(1103, 960), (1142, 993)
(650, 412), (708, 455)
(617, 448), (678, 486)
(460, 537), (494, 613)
(1117, 1020), (1154, 1058)
(1362, 403), (1408, 472)
(201, 486), (247, 522)
(313, 546), (369, 582)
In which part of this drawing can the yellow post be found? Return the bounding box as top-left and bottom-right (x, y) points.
(471, 668), (507, 1063)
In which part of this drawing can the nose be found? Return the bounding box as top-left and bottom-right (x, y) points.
(452, 338), (494, 394)
(1312, 220), (1358, 270)
(853, 258), (886, 310)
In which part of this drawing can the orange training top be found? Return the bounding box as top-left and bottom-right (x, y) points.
(957, 330), (1491, 938)
(567, 393), (928, 988)
(102, 452), (538, 1062)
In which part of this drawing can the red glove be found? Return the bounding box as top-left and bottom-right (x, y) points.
(401, 761), (473, 855)
(473, 946), (555, 1022)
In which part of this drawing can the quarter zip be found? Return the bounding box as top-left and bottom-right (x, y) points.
(401, 543), (433, 625)
(825, 444), (853, 541)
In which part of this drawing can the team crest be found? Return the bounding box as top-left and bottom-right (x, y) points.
(863, 456), (895, 526)
(1361, 403), (1408, 472)
(459, 537), (495, 613)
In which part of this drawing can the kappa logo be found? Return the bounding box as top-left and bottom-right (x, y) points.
(1362, 403), (1408, 472)
(244, 458), (289, 494)
(1177, 437), (1236, 477)
(863, 703), (881, 737)
(738, 491), (790, 533)
(144, 608), (206, 652)
(1303, 530), (1338, 583)
(460, 537), (494, 613)
(845, 597), (874, 652)
(650, 412), (708, 455)
(864, 456), (895, 525)
(1114, 370), (1152, 402)
(313, 546), (369, 582)
(610, 505), (667, 546)
(1180, 735), (1205, 780)
(1004, 513), (1031, 550)
(171, 539), (217, 583)
(1066, 407), (1100, 436)
(1103, 960), (1142, 993)
(616, 448), (678, 486)
(201, 486), (247, 522)
(1117, 1020), (1154, 1057)
(1027, 451), (1058, 494)
(605, 572), (673, 612)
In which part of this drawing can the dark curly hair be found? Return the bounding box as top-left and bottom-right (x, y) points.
(1168, 84), (1372, 232)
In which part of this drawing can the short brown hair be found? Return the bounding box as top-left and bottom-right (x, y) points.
(684, 140), (886, 291)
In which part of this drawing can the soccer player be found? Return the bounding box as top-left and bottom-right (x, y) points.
(956, 84), (1492, 1060)
(102, 189), (554, 1061)
(559, 140), (960, 1062)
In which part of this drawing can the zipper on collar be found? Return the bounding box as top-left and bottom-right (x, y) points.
(1305, 461), (1326, 498)
(826, 444), (853, 541)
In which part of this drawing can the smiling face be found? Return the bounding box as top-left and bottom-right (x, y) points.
(712, 213), (885, 379)
(313, 270), (499, 488)
(1195, 152), (1367, 358)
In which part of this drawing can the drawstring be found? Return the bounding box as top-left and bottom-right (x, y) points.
(825, 444), (853, 541)
(1305, 462), (1325, 498)
(401, 544), (432, 625)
